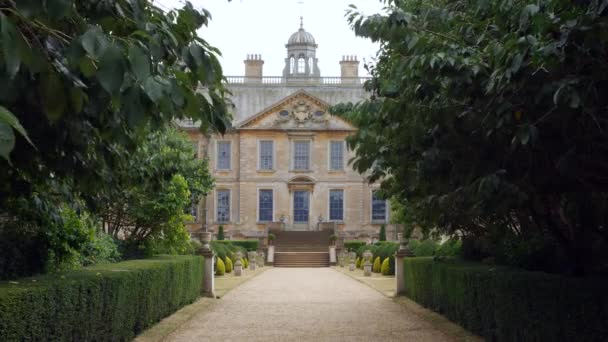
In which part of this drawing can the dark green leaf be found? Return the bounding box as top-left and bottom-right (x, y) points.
(143, 76), (163, 103)
(0, 105), (34, 147)
(0, 122), (15, 162)
(40, 72), (67, 121)
(128, 45), (150, 81)
(15, 0), (42, 17)
(1, 14), (21, 79)
(46, 0), (73, 19)
(97, 44), (125, 96)
(81, 27), (108, 59)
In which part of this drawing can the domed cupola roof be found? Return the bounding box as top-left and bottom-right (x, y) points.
(287, 17), (316, 46)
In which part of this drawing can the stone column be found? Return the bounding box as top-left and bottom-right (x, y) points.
(197, 231), (215, 297)
(267, 245), (275, 264)
(363, 250), (373, 277)
(329, 246), (336, 265)
(248, 251), (257, 271)
(395, 233), (415, 295)
(234, 251), (243, 276)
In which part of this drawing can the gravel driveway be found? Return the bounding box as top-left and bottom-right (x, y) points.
(165, 268), (455, 342)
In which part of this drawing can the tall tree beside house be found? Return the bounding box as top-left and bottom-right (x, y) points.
(379, 225), (386, 242)
(101, 128), (213, 256)
(336, 0), (608, 275)
(0, 0), (229, 278)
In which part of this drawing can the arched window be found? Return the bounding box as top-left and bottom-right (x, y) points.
(308, 57), (314, 75)
(298, 57), (305, 73)
(289, 57), (295, 74)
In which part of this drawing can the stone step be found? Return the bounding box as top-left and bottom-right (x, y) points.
(274, 252), (330, 267)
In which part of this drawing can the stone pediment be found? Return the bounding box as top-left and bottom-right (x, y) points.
(236, 90), (355, 131)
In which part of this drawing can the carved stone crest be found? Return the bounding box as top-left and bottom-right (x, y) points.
(275, 99), (328, 126)
(292, 100), (311, 123)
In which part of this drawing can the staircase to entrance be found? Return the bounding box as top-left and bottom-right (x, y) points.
(273, 230), (331, 267)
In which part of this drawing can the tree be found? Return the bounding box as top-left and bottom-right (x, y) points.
(0, 0), (229, 214)
(379, 225), (386, 241)
(337, 0), (608, 275)
(101, 128), (212, 251)
(0, 0), (229, 276)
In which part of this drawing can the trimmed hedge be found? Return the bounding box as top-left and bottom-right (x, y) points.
(0, 255), (203, 341)
(213, 240), (258, 252)
(344, 241), (367, 252)
(403, 257), (608, 341)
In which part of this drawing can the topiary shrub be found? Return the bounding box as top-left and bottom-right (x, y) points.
(242, 258), (248, 268)
(379, 225), (386, 241)
(217, 225), (225, 240)
(225, 256), (233, 273)
(381, 257), (390, 275)
(372, 256), (381, 273)
(215, 257), (225, 276)
(355, 257), (361, 269)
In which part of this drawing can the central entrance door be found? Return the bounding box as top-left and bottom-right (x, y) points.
(293, 190), (310, 230)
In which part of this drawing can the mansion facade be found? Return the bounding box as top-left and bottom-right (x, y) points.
(180, 20), (396, 240)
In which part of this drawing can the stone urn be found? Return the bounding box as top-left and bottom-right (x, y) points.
(197, 230), (213, 252)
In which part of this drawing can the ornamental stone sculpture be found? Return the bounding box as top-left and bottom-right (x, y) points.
(248, 251), (257, 271)
(234, 251), (243, 276)
(363, 250), (373, 277)
(348, 251), (357, 271)
(339, 250), (346, 267)
(257, 251), (265, 267)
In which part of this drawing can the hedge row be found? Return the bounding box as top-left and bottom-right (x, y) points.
(212, 240), (259, 251)
(344, 241), (367, 252)
(0, 255), (203, 341)
(403, 257), (608, 341)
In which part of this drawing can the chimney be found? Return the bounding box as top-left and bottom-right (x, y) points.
(339, 55), (359, 84)
(244, 54), (264, 83)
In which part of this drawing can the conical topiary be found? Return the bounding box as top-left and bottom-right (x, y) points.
(381, 257), (390, 275)
(379, 225), (386, 241)
(216, 257), (226, 276)
(217, 225), (225, 240)
(355, 257), (361, 269)
(372, 256), (381, 273)
(225, 256), (233, 273)
(242, 258), (248, 268)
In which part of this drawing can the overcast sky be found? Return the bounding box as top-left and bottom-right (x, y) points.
(155, 0), (385, 76)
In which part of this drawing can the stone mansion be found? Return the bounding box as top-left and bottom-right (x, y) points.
(179, 20), (396, 240)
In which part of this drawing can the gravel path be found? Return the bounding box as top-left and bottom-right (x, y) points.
(165, 268), (455, 342)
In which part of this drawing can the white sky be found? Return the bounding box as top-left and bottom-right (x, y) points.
(154, 0), (385, 76)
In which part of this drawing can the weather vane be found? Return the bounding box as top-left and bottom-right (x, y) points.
(298, 0), (304, 20)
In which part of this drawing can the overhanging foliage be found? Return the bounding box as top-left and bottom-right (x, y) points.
(336, 0), (608, 274)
